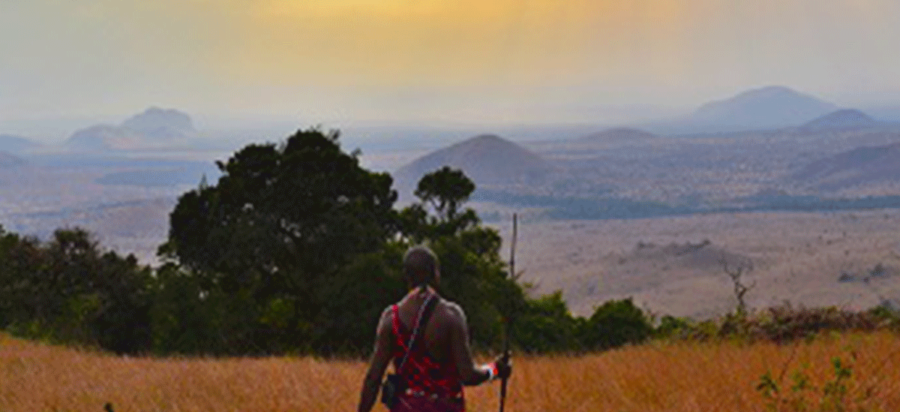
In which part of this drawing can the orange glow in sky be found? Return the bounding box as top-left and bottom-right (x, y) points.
(2, 0), (899, 125)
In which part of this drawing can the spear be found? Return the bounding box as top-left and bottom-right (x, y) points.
(499, 213), (516, 412)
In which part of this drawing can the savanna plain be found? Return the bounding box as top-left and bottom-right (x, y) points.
(3, 331), (900, 411)
(495, 209), (900, 319)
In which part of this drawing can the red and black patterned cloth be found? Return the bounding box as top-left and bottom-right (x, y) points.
(390, 303), (465, 412)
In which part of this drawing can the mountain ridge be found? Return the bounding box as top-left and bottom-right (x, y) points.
(792, 142), (900, 191)
(121, 107), (195, 138)
(0, 135), (41, 154)
(691, 85), (838, 131)
(800, 109), (877, 132)
(394, 134), (553, 199)
(0, 151), (26, 168)
(64, 107), (196, 152)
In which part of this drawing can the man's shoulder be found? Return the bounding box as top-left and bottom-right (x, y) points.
(376, 304), (394, 331)
(435, 298), (466, 322)
(439, 298), (462, 311)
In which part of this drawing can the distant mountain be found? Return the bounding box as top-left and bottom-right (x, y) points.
(66, 125), (142, 151)
(578, 128), (658, 143)
(0, 135), (40, 154)
(792, 142), (900, 190)
(0, 151), (25, 168)
(865, 105), (900, 123)
(692, 86), (838, 130)
(394, 134), (552, 195)
(800, 109), (877, 132)
(65, 107), (196, 152)
(121, 107), (195, 139)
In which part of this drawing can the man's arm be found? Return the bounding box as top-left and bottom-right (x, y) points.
(448, 304), (496, 386)
(357, 308), (393, 412)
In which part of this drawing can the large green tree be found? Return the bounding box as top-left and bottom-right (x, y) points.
(159, 128), (398, 352)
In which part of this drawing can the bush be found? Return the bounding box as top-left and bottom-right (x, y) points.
(655, 315), (694, 339)
(0, 227), (153, 354)
(746, 304), (884, 343)
(579, 298), (653, 351)
(514, 292), (581, 353)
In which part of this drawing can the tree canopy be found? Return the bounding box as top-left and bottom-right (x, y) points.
(159, 128), (399, 353)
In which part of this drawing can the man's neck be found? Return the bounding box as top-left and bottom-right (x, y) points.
(407, 285), (436, 298)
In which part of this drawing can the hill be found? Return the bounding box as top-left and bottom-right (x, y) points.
(394, 134), (553, 195)
(578, 127), (658, 143)
(692, 86), (838, 130)
(792, 142), (900, 190)
(65, 107), (196, 152)
(800, 109), (878, 132)
(0, 135), (40, 154)
(65, 125), (142, 151)
(121, 107), (195, 139)
(0, 151), (25, 168)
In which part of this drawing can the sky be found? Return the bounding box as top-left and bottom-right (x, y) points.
(3, 0), (900, 136)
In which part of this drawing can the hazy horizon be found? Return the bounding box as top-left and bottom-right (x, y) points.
(4, 1), (900, 139)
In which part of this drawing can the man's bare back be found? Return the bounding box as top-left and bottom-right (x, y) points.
(379, 288), (481, 382)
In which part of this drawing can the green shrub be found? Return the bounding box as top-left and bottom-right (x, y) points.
(579, 298), (653, 351)
(655, 315), (695, 339)
(513, 291), (581, 353)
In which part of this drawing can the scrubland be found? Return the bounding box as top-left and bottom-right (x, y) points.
(495, 209), (900, 319)
(3, 332), (900, 412)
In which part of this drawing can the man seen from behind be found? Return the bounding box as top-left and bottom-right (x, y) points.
(357, 245), (512, 412)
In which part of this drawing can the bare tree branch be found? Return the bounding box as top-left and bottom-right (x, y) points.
(720, 254), (755, 316)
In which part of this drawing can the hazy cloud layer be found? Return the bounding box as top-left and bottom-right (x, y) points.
(3, 0), (900, 130)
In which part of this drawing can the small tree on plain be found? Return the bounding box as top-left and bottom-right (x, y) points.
(721, 255), (755, 316)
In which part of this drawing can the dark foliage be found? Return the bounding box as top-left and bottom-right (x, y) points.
(158, 128), (399, 353)
(513, 292), (582, 353)
(579, 298), (654, 351)
(0, 226), (152, 354)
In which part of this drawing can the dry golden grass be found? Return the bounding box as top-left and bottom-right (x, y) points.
(3, 332), (900, 411)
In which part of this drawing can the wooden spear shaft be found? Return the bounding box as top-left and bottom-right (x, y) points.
(499, 213), (516, 412)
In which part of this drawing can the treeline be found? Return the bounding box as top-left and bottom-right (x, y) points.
(1, 128), (896, 357)
(0, 227), (153, 354)
(0, 223), (661, 356)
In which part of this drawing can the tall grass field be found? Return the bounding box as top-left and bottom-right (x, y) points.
(2, 332), (899, 411)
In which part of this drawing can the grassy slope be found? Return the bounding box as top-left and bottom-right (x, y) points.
(2, 332), (900, 412)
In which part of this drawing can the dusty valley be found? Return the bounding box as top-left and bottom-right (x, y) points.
(493, 209), (900, 319)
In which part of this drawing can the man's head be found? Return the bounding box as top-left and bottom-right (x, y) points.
(403, 245), (440, 289)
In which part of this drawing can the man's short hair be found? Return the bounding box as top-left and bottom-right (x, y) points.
(404, 245), (439, 287)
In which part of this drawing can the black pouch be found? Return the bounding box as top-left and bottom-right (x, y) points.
(381, 373), (404, 408)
